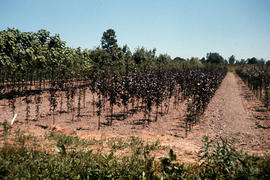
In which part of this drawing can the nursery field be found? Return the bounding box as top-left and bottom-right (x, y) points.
(1, 71), (269, 161)
(1, 28), (270, 179)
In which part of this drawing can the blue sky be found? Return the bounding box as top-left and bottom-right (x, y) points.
(1, 0), (270, 60)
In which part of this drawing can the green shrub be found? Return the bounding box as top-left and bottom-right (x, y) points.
(0, 135), (269, 179)
(199, 136), (270, 180)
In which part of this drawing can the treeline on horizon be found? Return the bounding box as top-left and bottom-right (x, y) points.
(0, 28), (269, 82)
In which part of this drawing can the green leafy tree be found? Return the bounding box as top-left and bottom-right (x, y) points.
(173, 57), (186, 62)
(132, 47), (156, 72)
(247, 57), (258, 64)
(206, 52), (225, 64)
(200, 57), (206, 64)
(90, 48), (112, 77)
(101, 29), (118, 60)
(257, 58), (266, 65)
(235, 59), (246, 65)
(189, 57), (203, 67)
(157, 54), (171, 72)
(122, 44), (133, 75)
(229, 55), (236, 65)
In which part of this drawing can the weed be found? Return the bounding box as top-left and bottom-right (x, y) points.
(106, 137), (129, 150)
(0, 120), (11, 137)
(199, 136), (270, 179)
(14, 129), (36, 147)
(1, 135), (270, 179)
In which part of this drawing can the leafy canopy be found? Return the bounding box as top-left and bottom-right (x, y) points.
(101, 29), (118, 59)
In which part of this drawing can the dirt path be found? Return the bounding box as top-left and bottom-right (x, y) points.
(199, 72), (270, 153)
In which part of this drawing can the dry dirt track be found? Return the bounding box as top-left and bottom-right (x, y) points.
(200, 72), (270, 153)
(166, 72), (270, 162)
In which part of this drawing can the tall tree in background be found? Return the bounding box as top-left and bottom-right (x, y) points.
(101, 29), (118, 60)
(206, 52), (225, 64)
(229, 55), (236, 65)
(247, 57), (258, 64)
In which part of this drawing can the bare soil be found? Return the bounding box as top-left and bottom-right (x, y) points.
(0, 72), (269, 163)
(201, 72), (270, 154)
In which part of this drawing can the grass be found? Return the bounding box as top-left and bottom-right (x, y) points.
(0, 123), (270, 179)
